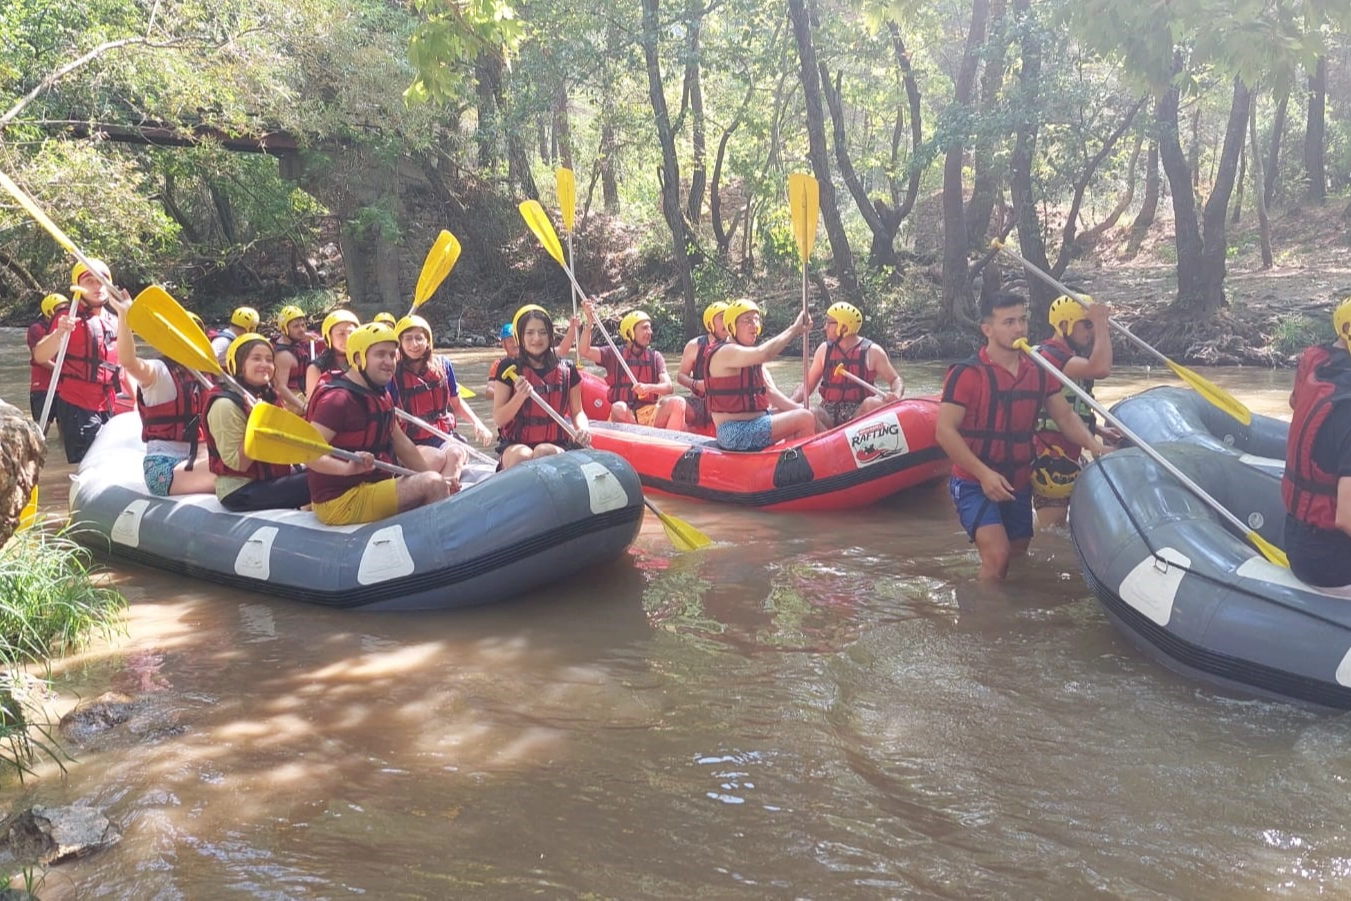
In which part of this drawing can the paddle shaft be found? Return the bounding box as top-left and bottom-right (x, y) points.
(833, 364), (886, 398)
(393, 407), (497, 466)
(801, 254), (810, 399)
(37, 330), (70, 428)
(1017, 342), (1259, 540)
(330, 446), (419, 478)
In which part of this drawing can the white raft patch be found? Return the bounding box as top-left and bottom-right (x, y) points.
(234, 526), (279, 580)
(110, 499), (151, 548)
(581, 461), (628, 514)
(1118, 547), (1191, 626)
(358, 525), (415, 585)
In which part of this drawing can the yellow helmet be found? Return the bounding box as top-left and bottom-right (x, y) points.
(826, 302), (863, 339)
(70, 258), (111, 301)
(1048, 295), (1087, 336)
(395, 314), (433, 341)
(346, 323), (398, 369)
(188, 311), (206, 334)
(1031, 445), (1081, 499)
(1334, 298), (1351, 344)
(702, 301), (729, 334)
(322, 309), (361, 345)
(225, 332), (271, 376)
(723, 298), (763, 343)
(373, 312), (397, 327)
(276, 304), (306, 331)
(619, 310), (652, 344)
(231, 306), (260, 332)
(40, 293), (70, 320)
(512, 304), (550, 340)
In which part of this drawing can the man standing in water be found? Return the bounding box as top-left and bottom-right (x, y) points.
(936, 291), (1108, 581)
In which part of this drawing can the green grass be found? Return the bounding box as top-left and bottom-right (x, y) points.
(1271, 313), (1329, 357)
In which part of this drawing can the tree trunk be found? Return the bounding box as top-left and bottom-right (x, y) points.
(711, 80), (756, 256)
(599, 20), (621, 213)
(474, 52), (502, 171)
(965, 0), (1008, 247)
(1007, 0), (1054, 323)
(939, 0), (990, 327)
(1248, 92), (1273, 269)
(1230, 143), (1246, 224)
(684, 3), (707, 225)
(820, 68), (896, 268)
(209, 182), (238, 245)
(1077, 131), (1143, 246)
(887, 24), (924, 226)
(1264, 91), (1287, 208)
(641, 0), (698, 337)
(786, 0), (859, 298)
(1305, 57), (1327, 204)
(1130, 137), (1160, 237)
(1052, 96), (1144, 275)
(553, 86), (573, 170)
(1188, 102), (1201, 190)
(1157, 64), (1208, 308)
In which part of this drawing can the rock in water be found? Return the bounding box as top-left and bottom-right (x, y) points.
(0, 806), (121, 866)
(0, 399), (45, 546)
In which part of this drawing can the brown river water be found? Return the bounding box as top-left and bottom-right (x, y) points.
(3, 329), (1346, 898)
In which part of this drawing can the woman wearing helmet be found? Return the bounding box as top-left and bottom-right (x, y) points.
(307, 323), (455, 525)
(32, 258), (121, 463)
(794, 301), (906, 430)
(305, 310), (361, 399)
(27, 293), (69, 430)
(104, 292), (215, 497)
(704, 299), (816, 452)
(202, 334), (313, 511)
(578, 301), (686, 430)
(272, 305), (319, 414)
(392, 314), (494, 451)
(491, 305), (591, 471)
(676, 301), (729, 430)
(1031, 294), (1115, 529)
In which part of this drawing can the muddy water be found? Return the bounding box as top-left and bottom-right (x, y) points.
(5, 330), (1349, 898)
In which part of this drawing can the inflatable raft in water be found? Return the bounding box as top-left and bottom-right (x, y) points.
(1109, 386), (1288, 472)
(588, 397), (948, 511)
(68, 414), (645, 612)
(1071, 442), (1351, 707)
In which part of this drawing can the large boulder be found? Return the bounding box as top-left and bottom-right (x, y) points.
(0, 399), (44, 547)
(0, 806), (121, 866)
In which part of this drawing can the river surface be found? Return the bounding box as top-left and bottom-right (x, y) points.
(4, 328), (1347, 899)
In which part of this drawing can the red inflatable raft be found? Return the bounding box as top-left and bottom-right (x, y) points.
(588, 396), (949, 511)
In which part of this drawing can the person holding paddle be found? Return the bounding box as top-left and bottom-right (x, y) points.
(792, 301), (905, 430)
(391, 313), (493, 453)
(306, 309), (360, 398)
(272, 305), (320, 414)
(307, 323), (456, 524)
(491, 305), (591, 471)
(676, 301), (728, 431)
(203, 334), (314, 511)
(32, 259), (122, 464)
(705, 298), (816, 452)
(937, 291), (1108, 582)
(578, 300), (686, 430)
(26, 293), (67, 432)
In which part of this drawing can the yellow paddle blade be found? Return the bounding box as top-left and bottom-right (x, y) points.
(457, 384), (476, 399)
(788, 172), (820, 262)
(413, 230), (462, 309)
(127, 286), (223, 376)
(645, 499), (712, 552)
(1247, 531), (1289, 568)
(244, 402), (333, 465)
(0, 170), (77, 254)
(18, 486), (39, 532)
(520, 200), (566, 267)
(557, 168), (576, 233)
(1166, 359), (1253, 426)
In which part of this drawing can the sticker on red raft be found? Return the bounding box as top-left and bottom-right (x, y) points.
(845, 413), (909, 468)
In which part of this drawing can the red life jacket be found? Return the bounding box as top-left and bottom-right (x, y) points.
(1283, 344), (1351, 530)
(604, 344), (661, 408)
(27, 319), (52, 392)
(395, 357), (455, 444)
(56, 306), (119, 411)
(690, 335), (721, 388)
(138, 364), (206, 465)
(305, 354), (349, 416)
(502, 361), (573, 447)
(204, 387), (295, 482)
(819, 338), (875, 404)
(704, 345), (769, 414)
(946, 349), (1050, 487)
(273, 339), (313, 393)
(305, 376), (397, 504)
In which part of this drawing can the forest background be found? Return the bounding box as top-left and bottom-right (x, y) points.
(2, 0), (1351, 363)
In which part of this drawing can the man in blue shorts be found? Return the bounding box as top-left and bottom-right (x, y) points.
(936, 291), (1108, 581)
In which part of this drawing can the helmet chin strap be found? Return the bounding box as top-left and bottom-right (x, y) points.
(353, 363), (381, 392)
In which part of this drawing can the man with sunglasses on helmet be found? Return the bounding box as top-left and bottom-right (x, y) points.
(792, 301), (905, 430)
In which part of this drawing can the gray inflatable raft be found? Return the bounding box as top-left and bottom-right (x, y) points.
(68, 413), (644, 611)
(1109, 386), (1288, 472)
(1071, 442), (1351, 707)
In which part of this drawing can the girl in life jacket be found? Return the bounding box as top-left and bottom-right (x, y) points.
(490, 305), (592, 472)
(108, 293), (215, 497)
(305, 309), (360, 400)
(272, 305), (321, 414)
(203, 334), (313, 512)
(391, 315), (492, 464)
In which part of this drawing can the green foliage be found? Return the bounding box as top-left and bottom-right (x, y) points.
(757, 205), (800, 274)
(1272, 313), (1328, 356)
(405, 0), (524, 105)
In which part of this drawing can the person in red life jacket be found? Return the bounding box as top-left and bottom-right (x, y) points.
(484, 322), (519, 403)
(27, 292), (68, 431)
(272, 305), (321, 414)
(1282, 298), (1351, 588)
(392, 314), (492, 459)
(937, 291), (1109, 582)
(792, 301), (905, 430)
(305, 309), (360, 399)
(705, 298), (816, 452)
(1030, 295), (1117, 529)
(307, 323), (456, 525)
(676, 301), (728, 430)
(578, 301), (686, 430)
(32, 259), (123, 464)
(491, 305), (592, 471)
(203, 334), (313, 512)
(210, 307), (260, 365)
(107, 292), (215, 497)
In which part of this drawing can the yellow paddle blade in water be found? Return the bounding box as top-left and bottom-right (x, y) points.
(127, 286), (223, 376)
(557, 168), (576, 233)
(519, 200), (566, 267)
(244, 402), (333, 465)
(645, 499), (712, 552)
(412, 230), (462, 310)
(788, 172), (820, 262)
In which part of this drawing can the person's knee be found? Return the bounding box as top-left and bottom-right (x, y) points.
(610, 402), (633, 423)
(793, 409), (817, 434)
(858, 397), (881, 416)
(811, 406), (833, 431)
(415, 470), (449, 503)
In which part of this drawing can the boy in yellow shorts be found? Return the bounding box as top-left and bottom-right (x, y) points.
(578, 299), (685, 430)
